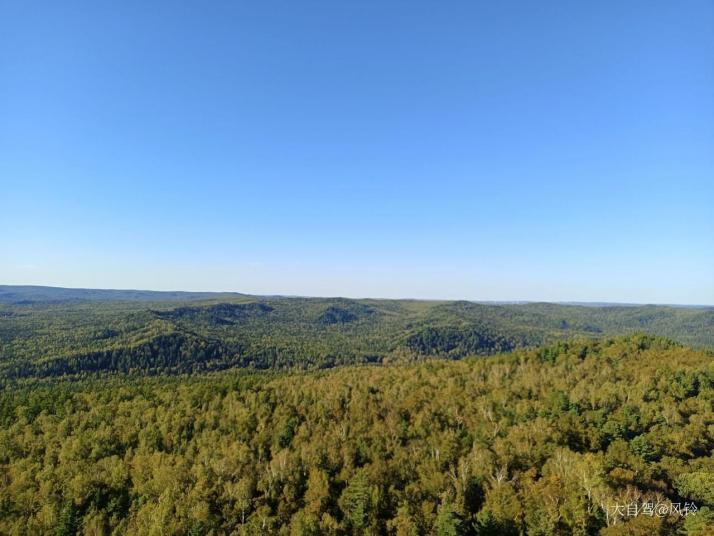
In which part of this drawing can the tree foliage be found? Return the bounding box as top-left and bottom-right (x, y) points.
(0, 335), (712, 534)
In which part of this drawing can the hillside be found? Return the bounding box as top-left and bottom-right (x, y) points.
(1, 335), (712, 534)
(0, 286), (712, 379)
(0, 285), (245, 304)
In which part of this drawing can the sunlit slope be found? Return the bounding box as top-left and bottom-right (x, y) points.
(0, 287), (712, 378)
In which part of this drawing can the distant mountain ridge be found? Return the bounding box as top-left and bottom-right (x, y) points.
(0, 285), (245, 303)
(1, 285), (711, 308)
(1, 285), (712, 380)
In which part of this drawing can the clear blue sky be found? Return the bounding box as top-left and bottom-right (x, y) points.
(1, 1), (713, 304)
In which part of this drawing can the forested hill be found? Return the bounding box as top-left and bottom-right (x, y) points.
(0, 285), (245, 303)
(1, 286), (712, 380)
(1, 335), (713, 534)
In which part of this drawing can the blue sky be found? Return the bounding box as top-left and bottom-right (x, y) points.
(1, 1), (713, 303)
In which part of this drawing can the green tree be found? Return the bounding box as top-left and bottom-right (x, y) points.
(56, 501), (78, 536)
(432, 502), (463, 536)
(339, 471), (372, 533)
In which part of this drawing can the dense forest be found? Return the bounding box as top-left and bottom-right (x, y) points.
(1, 335), (713, 534)
(1, 286), (712, 379)
(1, 287), (713, 534)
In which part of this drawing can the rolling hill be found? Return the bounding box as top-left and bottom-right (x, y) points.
(1, 286), (712, 380)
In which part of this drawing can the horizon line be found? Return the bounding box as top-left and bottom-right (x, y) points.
(1, 283), (712, 309)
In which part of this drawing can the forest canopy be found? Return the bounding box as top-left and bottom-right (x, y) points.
(0, 335), (713, 535)
(1, 289), (713, 534)
(1, 287), (712, 380)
